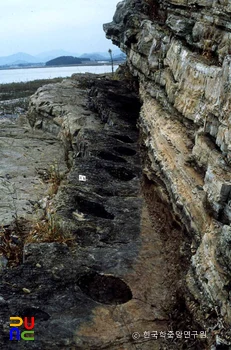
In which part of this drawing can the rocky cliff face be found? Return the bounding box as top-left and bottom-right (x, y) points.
(104, 0), (231, 347)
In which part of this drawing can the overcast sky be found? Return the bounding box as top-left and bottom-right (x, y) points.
(0, 0), (119, 56)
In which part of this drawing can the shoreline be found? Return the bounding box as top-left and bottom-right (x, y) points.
(0, 64), (120, 84)
(0, 61), (124, 71)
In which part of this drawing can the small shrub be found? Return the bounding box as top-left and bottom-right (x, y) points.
(0, 215), (75, 267)
(46, 162), (64, 195)
(25, 215), (75, 245)
(0, 219), (29, 266)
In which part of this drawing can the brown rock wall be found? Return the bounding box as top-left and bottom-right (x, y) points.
(104, 0), (231, 345)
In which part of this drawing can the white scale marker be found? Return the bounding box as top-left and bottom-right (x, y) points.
(79, 175), (87, 182)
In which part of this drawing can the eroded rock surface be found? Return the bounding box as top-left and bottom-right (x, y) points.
(104, 0), (231, 347)
(0, 117), (67, 227)
(0, 75), (200, 349)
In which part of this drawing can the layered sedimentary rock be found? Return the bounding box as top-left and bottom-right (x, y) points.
(104, 0), (231, 346)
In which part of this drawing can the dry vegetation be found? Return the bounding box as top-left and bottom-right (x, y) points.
(47, 162), (64, 196)
(0, 215), (75, 267)
(25, 162), (74, 245)
(0, 78), (63, 101)
(25, 215), (75, 246)
(0, 219), (29, 266)
(0, 161), (75, 267)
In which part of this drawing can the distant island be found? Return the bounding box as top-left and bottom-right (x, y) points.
(0, 50), (126, 70)
(46, 56), (90, 66)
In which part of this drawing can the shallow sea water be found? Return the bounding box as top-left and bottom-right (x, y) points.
(0, 65), (119, 84)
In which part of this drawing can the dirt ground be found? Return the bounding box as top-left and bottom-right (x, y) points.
(133, 174), (207, 350)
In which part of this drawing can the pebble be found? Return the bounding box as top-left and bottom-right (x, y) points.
(22, 288), (31, 294)
(0, 255), (8, 270)
(0, 296), (7, 305)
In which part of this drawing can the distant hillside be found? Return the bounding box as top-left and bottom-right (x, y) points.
(0, 52), (40, 66)
(80, 50), (126, 61)
(80, 53), (108, 61)
(35, 50), (80, 62)
(80, 51), (126, 62)
(45, 56), (89, 66)
(113, 53), (126, 61)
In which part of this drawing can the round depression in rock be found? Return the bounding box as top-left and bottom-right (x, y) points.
(19, 307), (50, 321)
(77, 272), (132, 305)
